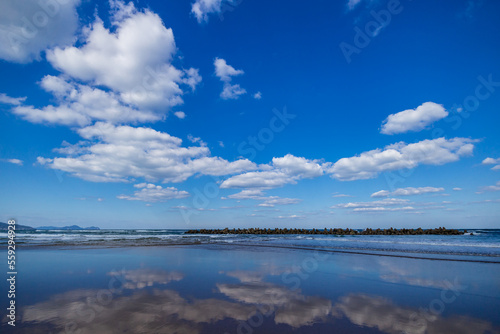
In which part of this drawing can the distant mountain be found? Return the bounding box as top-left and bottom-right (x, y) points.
(36, 225), (100, 230)
(0, 222), (35, 231)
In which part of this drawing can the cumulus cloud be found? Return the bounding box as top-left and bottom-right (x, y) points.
(371, 187), (445, 198)
(226, 189), (300, 207)
(13, 77), (160, 126)
(253, 91), (262, 99)
(37, 122), (257, 183)
(174, 111), (186, 119)
(221, 154), (326, 189)
(214, 57), (247, 100)
(191, 0), (222, 23)
(0, 0), (80, 63)
(482, 157), (500, 171)
(0, 93), (26, 105)
(117, 183), (189, 202)
(328, 137), (477, 181)
(11, 2), (201, 126)
(47, 3), (200, 111)
(220, 83), (246, 99)
(2, 158), (23, 166)
(381, 102), (448, 135)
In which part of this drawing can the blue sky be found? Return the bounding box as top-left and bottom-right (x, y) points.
(0, 0), (499, 229)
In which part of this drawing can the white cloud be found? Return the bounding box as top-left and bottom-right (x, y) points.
(191, 0), (222, 23)
(32, 1), (201, 118)
(381, 102), (448, 135)
(0, 93), (26, 105)
(220, 83), (246, 100)
(258, 197), (301, 207)
(221, 154), (326, 189)
(334, 198), (410, 209)
(214, 58), (247, 100)
(328, 137), (477, 181)
(482, 157), (500, 171)
(332, 193), (353, 198)
(2, 158), (23, 166)
(277, 214), (304, 219)
(38, 122), (257, 183)
(214, 58), (244, 82)
(371, 187), (445, 197)
(118, 183), (189, 202)
(226, 189), (300, 207)
(13, 77), (160, 126)
(0, 0), (80, 63)
(174, 111), (186, 119)
(9, 2), (201, 126)
(453, 187), (462, 191)
(253, 91), (262, 99)
(478, 181), (500, 192)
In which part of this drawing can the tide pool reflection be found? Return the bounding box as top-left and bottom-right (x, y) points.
(15, 265), (498, 334)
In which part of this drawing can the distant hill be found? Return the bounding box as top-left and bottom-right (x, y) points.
(0, 222), (35, 231)
(37, 225), (100, 230)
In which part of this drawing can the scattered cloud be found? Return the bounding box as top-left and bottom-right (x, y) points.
(371, 187), (445, 198)
(220, 83), (246, 99)
(334, 198), (410, 209)
(277, 214), (305, 219)
(225, 189), (300, 207)
(453, 187), (462, 191)
(482, 157), (500, 171)
(253, 91), (262, 99)
(332, 193), (353, 198)
(214, 57), (247, 100)
(0, 93), (26, 105)
(10, 2), (201, 126)
(214, 57), (244, 82)
(191, 0), (223, 23)
(478, 181), (500, 193)
(334, 198), (418, 213)
(174, 111), (186, 119)
(328, 137), (477, 181)
(221, 154), (327, 189)
(380, 102), (448, 135)
(38, 122), (258, 183)
(117, 183), (189, 202)
(2, 158), (23, 166)
(0, 0), (80, 63)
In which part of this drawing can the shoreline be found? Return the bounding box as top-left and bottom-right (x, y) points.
(10, 241), (500, 264)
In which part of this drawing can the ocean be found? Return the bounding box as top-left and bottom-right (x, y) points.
(5, 228), (500, 260)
